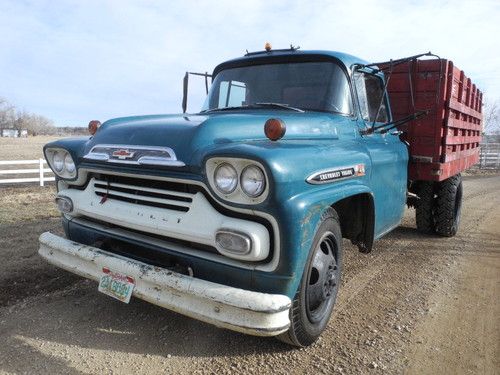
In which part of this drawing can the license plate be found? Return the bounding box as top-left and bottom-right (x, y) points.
(98, 267), (135, 303)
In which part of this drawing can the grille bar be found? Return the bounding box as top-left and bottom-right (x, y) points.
(93, 178), (194, 212)
(94, 186), (192, 208)
(95, 180), (194, 199)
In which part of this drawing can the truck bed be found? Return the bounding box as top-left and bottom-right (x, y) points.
(383, 58), (483, 181)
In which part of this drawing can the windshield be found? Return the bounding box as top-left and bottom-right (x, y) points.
(201, 61), (352, 114)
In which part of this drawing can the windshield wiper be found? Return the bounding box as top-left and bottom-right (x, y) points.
(252, 102), (305, 112)
(199, 106), (246, 114)
(200, 102), (305, 114)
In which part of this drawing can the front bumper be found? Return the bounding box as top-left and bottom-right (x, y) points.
(39, 232), (291, 337)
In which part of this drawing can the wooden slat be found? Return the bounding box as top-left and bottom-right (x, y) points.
(444, 135), (482, 146)
(448, 100), (482, 119)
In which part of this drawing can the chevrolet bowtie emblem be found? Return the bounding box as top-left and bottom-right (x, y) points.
(112, 149), (135, 159)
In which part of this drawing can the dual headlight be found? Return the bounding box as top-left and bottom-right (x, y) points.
(209, 159), (267, 202)
(45, 148), (76, 179)
(214, 163), (266, 198)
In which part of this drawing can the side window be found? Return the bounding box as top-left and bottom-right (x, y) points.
(218, 80), (247, 107)
(353, 72), (388, 123)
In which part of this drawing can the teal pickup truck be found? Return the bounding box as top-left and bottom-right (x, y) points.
(39, 46), (482, 347)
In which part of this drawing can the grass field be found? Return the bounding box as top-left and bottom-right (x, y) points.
(0, 136), (65, 224)
(0, 136), (63, 160)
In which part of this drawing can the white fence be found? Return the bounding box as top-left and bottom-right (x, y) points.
(0, 159), (55, 186)
(479, 143), (500, 170)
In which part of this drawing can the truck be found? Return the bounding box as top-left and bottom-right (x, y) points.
(39, 46), (482, 347)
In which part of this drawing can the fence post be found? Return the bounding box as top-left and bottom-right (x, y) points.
(39, 159), (44, 186)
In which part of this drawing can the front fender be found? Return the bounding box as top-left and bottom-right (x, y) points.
(253, 180), (372, 298)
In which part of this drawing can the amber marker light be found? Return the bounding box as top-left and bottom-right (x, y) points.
(265, 42), (272, 51)
(264, 118), (286, 141)
(88, 120), (101, 135)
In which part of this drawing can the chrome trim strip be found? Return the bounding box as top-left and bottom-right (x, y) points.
(138, 156), (185, 167)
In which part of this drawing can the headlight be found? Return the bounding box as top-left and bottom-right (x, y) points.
(207, 158), (269, 204)
(64, 153), (76, 174)
(214, 163), (238, 194)
(53, 152), (64, 172)
(241, 165), (266, 197)
(45, 148), (77, 179)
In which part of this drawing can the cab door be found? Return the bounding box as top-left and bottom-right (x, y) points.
(353, 70), (408, 237)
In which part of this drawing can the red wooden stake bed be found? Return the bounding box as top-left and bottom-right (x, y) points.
(383, 59), (483, 182)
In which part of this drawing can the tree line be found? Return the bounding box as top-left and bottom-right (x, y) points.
(0, 97), (57, 136)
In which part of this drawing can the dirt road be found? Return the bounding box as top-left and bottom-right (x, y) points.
(0, 175), (499, 374)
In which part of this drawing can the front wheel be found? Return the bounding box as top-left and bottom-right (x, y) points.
(277, 208), (343, 347)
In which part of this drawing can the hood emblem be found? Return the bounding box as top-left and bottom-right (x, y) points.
(112, 149), (135, 159)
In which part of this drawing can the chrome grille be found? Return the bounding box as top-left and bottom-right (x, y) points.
(92, 176), (195, 212)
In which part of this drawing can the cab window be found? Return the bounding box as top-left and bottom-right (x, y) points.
(353, 72), (388, 123)
(218, 81), (247, 107)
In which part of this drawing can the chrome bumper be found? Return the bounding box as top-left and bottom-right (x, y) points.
(38, 232), (291, 336)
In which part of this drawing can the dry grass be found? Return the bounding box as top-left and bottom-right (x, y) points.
(0, 136), (64, 160)
(0, 185), (59, 224)
(0, 137), (65, 223)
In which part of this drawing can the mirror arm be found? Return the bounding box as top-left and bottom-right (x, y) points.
(182, 72), (189, 113)
(181, 72), (213, 113)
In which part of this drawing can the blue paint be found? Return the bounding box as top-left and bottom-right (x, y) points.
(45, 50), (408, 298)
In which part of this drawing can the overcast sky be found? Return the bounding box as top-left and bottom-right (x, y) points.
(0, 0), (499, 126)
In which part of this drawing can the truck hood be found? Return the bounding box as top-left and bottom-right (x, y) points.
(85, 111), (349, 165)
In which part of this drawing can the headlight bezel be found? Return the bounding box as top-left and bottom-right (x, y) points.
(206, 157), (269, 205)
(44, 147), (77, 179)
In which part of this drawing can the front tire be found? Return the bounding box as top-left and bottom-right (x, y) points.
(277, 208), (343, 347)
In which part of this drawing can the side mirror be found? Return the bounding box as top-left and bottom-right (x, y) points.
(182, 72), (212, 113)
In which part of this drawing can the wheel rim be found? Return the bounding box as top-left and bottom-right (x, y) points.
(305, 231), (339, 323)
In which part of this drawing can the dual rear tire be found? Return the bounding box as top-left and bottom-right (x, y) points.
(415, 174), (463, 237)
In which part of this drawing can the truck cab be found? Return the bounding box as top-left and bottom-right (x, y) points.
(39, 47), (477, 347)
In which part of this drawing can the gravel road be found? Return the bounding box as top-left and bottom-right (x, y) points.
(0, 175), (499, 374)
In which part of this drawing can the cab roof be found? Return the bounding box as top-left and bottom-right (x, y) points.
(213, 49), (370, 77)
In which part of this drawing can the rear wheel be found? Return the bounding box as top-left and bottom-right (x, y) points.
(277, 208), (343, 347)
(415, 181), (435, 234)
(434, 174), (463, 237)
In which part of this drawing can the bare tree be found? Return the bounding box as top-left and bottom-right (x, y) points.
(10, 110), (56, 136)
(0, 97), (15, 130)
(483, 100), (500, 134)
